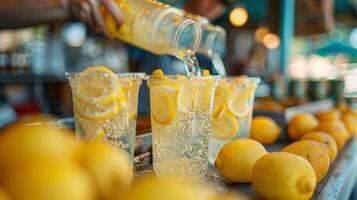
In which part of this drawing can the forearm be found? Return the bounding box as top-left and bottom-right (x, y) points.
(0, 0), (70, 29)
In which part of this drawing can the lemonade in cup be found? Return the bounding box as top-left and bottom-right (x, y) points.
(209, 76), (260, 164)
(148, 70), (219, 179)
(68, 66), (144, 160)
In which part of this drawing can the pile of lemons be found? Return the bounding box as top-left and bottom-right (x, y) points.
(215, 104), (357, 200)
(0, 115), (244, 200)
(0, 115), (132, 200)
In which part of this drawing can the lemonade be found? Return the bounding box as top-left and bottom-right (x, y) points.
(209, 77), (260, 163)
(148, 70), (218, 178)
(118, 73), (145, 158)
(68, 67), (144, 159)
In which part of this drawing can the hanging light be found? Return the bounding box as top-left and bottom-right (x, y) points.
(263, 33), (280, 49)
(229, 7), (248, 27)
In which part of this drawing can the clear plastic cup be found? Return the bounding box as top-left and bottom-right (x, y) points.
(147, 75), (219, 179)
(209, 77), (260, 164)
(68, 72), (144, 160)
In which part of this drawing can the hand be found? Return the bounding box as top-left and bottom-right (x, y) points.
(68, 0), (123, 38)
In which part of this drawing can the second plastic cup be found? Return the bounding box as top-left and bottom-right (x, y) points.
(209, 77), (260, 163)
(148, 75), (219, 179)
(68, 70), (144, 160)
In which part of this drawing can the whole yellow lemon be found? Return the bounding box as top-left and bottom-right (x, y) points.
(215, 139), (268, 183)
(315, 109), (341, 122)
(287, 113), (319, 141)
(0, 187), (11, 200)
(250, 116), (281, 144)
(124, 176), (214, 200)
(300, 131), (338, 162)
(314, 120), (349, 150)
(282, 140), (330, 182)
(81, 142), (133, 200)
(341, 113), (357, 137)
(0, 163), (94, 200)
(252, 152), (316, 200)
(0, 122), (80, 173)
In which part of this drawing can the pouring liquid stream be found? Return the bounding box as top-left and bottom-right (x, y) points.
(182, 53), (202, 76)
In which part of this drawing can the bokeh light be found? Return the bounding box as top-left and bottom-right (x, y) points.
(229, 7), (248, 27)
(255, 27), (270, 43)
(263, 33), (280, 49)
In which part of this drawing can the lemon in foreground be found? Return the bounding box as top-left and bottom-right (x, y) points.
(314, 121), (349, 150)
(252, 152), (316, 200)
(250, 116), (281, 144)
(81, 142), (133, 200)
(0, 122), (80, 172)
(0, 163), (94, 200)
(0, 188), (11, 200)
(341, 113), (357, 137)
(282, 140), (330, 182)
(215, 139), (268, 183)
(300, 131), (338, 162)
(287, 113), (319, 140)
(124, 176), (214, 200)
(315, 109), (341, 122)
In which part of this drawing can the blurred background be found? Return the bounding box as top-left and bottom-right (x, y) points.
(0, 0), (356, 125)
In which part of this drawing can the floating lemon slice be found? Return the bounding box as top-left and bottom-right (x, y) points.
(202, 69), (210, 76)
(215, 84), (232, 105)
(177, 85), (196, 112)
(77, 118), (105, 141)
(213, 84), (232, 113)
(74, 98), (125, 121)
(212, 111), (239, 140)
(227, 83), (256, 117)
(213, 103), (226, 119)
(74, 66), (122, 105)
(150, 83), (180, 125)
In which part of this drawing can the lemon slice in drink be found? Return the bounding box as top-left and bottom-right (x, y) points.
(227, 84), (255, 117)
(227, 98), (250, 117)
(150, 83), (180, 125)
(212, 111), (239, 140)
(214, 84), (232, 106)
(213, 103), (226, 119)
(74, 96), (126, 121)
(177, 86), (196, 112)
(74, 66), (121, 105)
(77, 118), (105, 141)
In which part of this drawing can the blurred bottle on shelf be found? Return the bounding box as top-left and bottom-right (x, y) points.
(288, 79), (309, 105)
(0, 52), (9, 73)
(29, 27), (48, 75)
